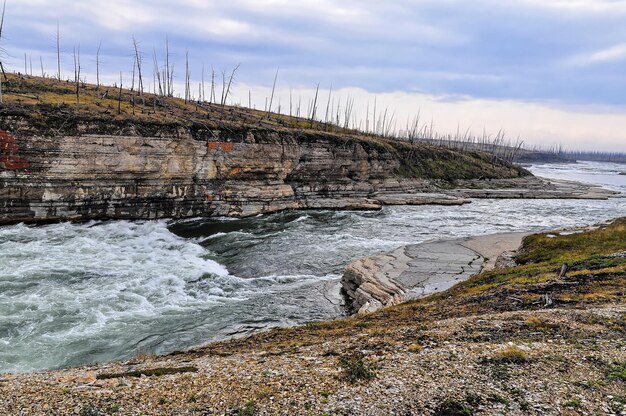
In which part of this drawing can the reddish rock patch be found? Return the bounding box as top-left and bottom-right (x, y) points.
(207, 141), (234, 153)
(0, 131), (30, 170)
(227, 167), (242, 177)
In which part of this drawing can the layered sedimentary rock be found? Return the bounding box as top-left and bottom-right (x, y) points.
(0, 110), (615, 224)
(342, 241), (484, 314)
(341, 233), (529, 314)
(0, 111), (523, 224)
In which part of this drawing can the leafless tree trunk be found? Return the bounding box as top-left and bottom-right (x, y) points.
(267, 67), (279, 116)
(210, 67), (215, 104)
(184, 49), (189, 103)
(118, 71), (123, 114)
(164, 35), (170, 96)
(222, 64), (240, 106)
(73, 45), (80, 110)
(201, 64), (205, 102)
(132, 36), (144, 112)
(324, 84), (333, 125)
(96, 40), (102, 90)
(372, 97), (377, 135)
(152, 48), (163, 97)
(220, 70), (226, 106)
(131, 60), (135, 91)
(297, 95), (301, 118)
(309, 83), (319, 127)
(56, 20), (61, 80)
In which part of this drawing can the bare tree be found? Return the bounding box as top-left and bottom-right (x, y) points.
(184, 49), (189, 103)
(117, 71), (123, 114)
(152, 48), (163, 97)
(56, 20), (61, 80)
(164, 35), (170, 96)
(132, 36), (144, 111)
(131, 59), (136, 91)
(96, 40), (102, 90)
(324, 84), (333, 125)
(201, 64), (205, 102)
(220, 70), (225, 106)
(210, 67), (215, 103)
(222, 64), (240, 106)
(73, 45), (80, 109)
(267, 67), (279, 116)
(309, 83), (319, 126)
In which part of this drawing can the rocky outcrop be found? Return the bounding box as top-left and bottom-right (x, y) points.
(341, 233), (529, 314)
(342, 241), (484, 314)
(0, 113), (523, 224)
(0, 112), (617, 224)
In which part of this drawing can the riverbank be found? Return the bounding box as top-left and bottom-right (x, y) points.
(2, 218), (624, 415)
(341, 232), (529, 314)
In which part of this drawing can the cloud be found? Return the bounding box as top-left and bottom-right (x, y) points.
(520, 0), (626, 13)
(565, 43), (626, 66)
(229, 84), (626, 152)
(1, 0), (626, 150)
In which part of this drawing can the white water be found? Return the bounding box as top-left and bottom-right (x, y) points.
(0, 162), (624, 373)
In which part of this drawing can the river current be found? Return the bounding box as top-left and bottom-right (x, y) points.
(0, 161), (625, 373)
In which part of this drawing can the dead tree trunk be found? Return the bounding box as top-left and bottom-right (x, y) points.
(310, 83), (319, 127)
(132, 36), (144, 112)
(267, 67), (279, 117)
(73, 45), (80, 110)
(96, 40), (102, 90)
(223, 64), (240, 107)
(56, 20), (61, 80)
(117, 72), (123, 114)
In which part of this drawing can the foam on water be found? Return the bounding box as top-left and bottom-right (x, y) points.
(0, 220), (241, 372)
(1, 162), (625, 373)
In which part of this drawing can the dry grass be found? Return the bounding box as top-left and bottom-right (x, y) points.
(492, 346), (529, 364)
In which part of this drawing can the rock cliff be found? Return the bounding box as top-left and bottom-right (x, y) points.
(0, 106), (528, 224)
(0, 75), (611, 225)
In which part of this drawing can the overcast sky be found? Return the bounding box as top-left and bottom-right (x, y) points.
(2, 0), (626, 151)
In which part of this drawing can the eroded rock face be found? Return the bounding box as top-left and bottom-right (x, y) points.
(0, 127), (433, 224)
(0, 120), (609, 224)
(341, 241), (484, 314)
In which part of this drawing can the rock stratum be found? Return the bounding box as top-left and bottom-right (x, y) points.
(0, 75), (617, 224)
(0, 116), (616, 225)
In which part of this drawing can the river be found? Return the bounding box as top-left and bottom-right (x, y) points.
(0, 161), (624, 373)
